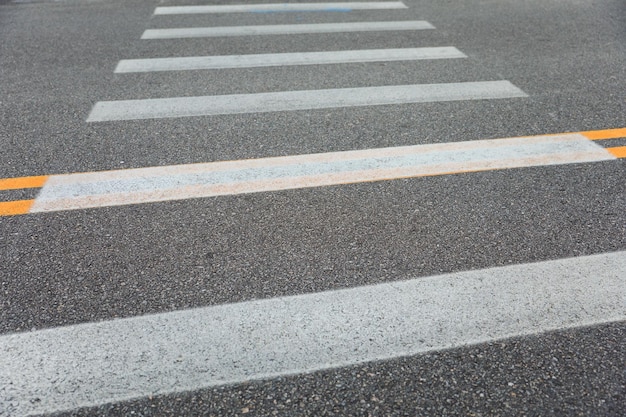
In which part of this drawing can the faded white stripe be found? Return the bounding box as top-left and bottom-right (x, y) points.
(1, 251), (624, 416)
(155, 2), (408, 14)
(29, 134), (614, 213)
(141, 21), (434, 39)
(87, 81), (527, 122)
(115, 47), (467, 73)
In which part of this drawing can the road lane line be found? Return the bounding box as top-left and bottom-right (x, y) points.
(141, 21), (434, 39)
(154, 2), (408, 14)
(0, 175), (48, 191)
(0, 200), (35, 216)
(2, 250), (624, 416)
(581, 127), (626, 140)
(86, 81), (527, 122)
(607, 146), (626, 158)
(18, 133), (615, 214)
(115, 47), (467, 73)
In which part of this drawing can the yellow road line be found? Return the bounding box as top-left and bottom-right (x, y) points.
(0, 175), (48, 191)
(581, 128), (626, 140)
(0, 127), (623, 217)
(607, 146), (626, 159)
(0, 200), (35, 216)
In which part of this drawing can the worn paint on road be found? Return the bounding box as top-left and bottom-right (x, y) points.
(141, 21), (434, 39)
(0, 128), (623, 216)
(86, 81), (526, 122)
(114, 47), (466, 73)
(154, 2), (408, 15)
(1, 250), (624, 416)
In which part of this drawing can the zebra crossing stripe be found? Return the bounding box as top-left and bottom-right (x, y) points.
(115, 47), (467, 73)
(21, 133), (616, 214)
(141, 21), (434, 39)
(0, 128), (622, 216)
(154, 2), (408, 15)
(87, 81), (527, 122)
(2, 250), (624, 416)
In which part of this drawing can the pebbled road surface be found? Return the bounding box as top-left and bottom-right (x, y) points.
(1, 0), (624, 415)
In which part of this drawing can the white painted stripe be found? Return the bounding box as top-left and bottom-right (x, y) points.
(115, 47), (467, 73)
(155, 2), (408, 14)
(2, 251), (624, 416)
(87, 81), (527, 122)
(29, 133), (615, 213)
(141, 21), (434, 39)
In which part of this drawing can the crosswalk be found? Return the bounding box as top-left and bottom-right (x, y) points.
(3, 251), (625, 416)
(89, 1), (525, 123)
(2, 2), (625, 416)
(1, 0), (622, 217)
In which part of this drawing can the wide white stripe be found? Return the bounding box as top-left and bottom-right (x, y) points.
(115, 47), (467, 73)
(141, 21), (434, 39)
(29, 134), (614, 213)
(155, 2), (408, 14)
(2, 251), (624, 416)
(87, 81), (527, 122)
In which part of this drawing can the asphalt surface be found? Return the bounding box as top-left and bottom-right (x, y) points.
(55, 323), (626, 417)
(1, 0), (625, 415)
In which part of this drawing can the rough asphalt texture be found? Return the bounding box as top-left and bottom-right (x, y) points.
(1, 0), (624, 415)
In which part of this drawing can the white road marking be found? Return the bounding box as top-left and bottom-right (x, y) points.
(154, 2), (408, 14)
(87, 81), (527, 122)
(141, 21), (434, 39)
(115, 47), (467, 73)
(28, 133), (614, 213)
(2, 251), (624, 416)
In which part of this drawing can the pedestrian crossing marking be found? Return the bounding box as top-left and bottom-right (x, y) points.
(1, 128), (623, 216)
(86, 81), (527, 122)
(4, 0), (623, 413)
(8, 0), (621, 219)
(154, 2), (408, 15)
(115, 47), (467, 73)
(141, 21), (435, 39)
(2, 250), (624, 416)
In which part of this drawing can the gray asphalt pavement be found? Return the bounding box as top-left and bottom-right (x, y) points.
(1, 0), (624, 415)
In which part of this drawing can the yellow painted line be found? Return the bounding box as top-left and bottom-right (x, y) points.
(581, 128), (626, 140)
(0, 200), (35, 216)
(0, 175), (48, 191)
(1, 127), (623, 217)
(607, 146), (626, 159)
(25, 134), (615, 214)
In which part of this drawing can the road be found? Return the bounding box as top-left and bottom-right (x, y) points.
(0, 0), (624, 415)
